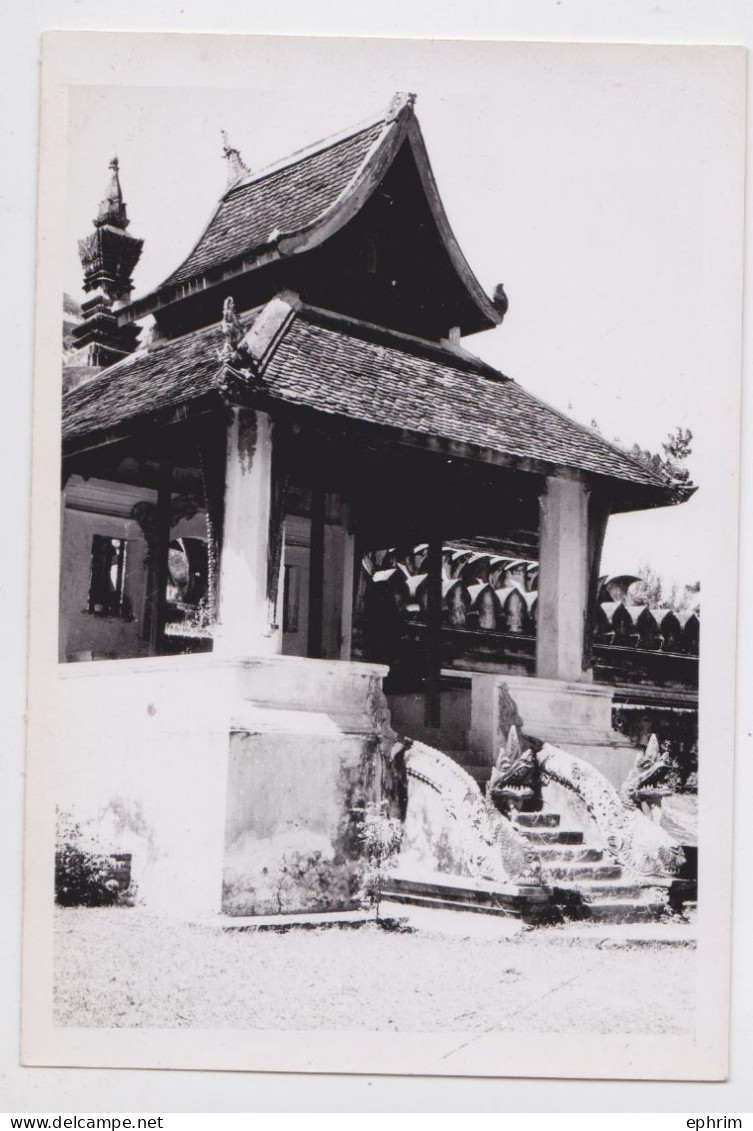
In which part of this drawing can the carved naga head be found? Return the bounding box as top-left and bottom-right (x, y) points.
(488, 726), (537, 811)
(624, 734), (674, 804)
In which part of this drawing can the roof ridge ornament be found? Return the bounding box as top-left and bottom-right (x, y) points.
(217, 296), (246, 364)
(221, 130), (250, 191)
(386, 92), (417, 122)
(493, 283), (509, 321)
(216, 291), (300, 380)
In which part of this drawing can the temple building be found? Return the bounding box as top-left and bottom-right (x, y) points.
(57, 94), (697, 920)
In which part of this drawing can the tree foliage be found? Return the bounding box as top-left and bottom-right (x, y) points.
(628, 565), (700, 613)
(629, 426), (694, 485)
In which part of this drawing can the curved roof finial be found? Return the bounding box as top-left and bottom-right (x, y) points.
(386, 92), (417, 122)
(221, 130), (250, 191)
(493, 283), (509, 321)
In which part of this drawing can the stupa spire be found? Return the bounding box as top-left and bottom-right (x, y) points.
(95, 156), (129, 229)
(72, 156), (143, 369)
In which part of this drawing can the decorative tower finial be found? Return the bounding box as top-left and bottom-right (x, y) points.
(95, 156), (129, 229)
(71, 156), (143, 369)
(221, 130), (250, 191)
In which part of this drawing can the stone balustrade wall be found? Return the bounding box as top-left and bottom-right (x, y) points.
(359, 544), (699, 658)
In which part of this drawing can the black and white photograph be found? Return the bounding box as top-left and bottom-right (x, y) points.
(21, 31), (744, 1082)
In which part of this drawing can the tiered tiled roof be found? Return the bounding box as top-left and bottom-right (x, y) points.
(125, 94), (501, 333)
(63, 295), (692, 506)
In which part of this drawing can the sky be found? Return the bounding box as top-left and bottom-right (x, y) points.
(62, 40), (745, 589)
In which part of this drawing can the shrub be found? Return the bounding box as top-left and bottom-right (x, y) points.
(355, 800), (404, 914)
(55, 812), (124, 907)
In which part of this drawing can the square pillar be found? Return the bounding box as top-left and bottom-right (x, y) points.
(214, 407), (283, 658)
(536, 475), (592, 682)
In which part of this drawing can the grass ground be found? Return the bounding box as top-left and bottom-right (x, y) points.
(53, 906), (695, 1034)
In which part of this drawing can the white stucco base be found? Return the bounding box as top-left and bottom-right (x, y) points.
(51, 654), (391, 919)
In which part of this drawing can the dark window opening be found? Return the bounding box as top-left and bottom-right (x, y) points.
(88, 535), (128, 616)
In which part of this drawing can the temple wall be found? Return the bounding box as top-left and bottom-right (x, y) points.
(386, 678), (472, 757)
(60, 477), (212, 663)
(59, 476), (349, 665)
(59, 481), (153, 662)
(223, 730), (372, 915)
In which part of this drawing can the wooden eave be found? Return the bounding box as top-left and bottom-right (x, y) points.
(62, 371), (694, 516)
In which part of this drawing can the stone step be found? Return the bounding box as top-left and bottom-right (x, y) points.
(578, 900), (668, 924)
(552, 880), (649, 901)
(383, 874), (552, 903)
(381, 875), (552, 924)
(517, 828), (584, 845)
(383, 890), (667, 925)
(510, 812), (560, 828)
(384, 875), (511, 906)
(544, 863), (623, 881)
(381, 891), (517, 918)
(535, 846), (604, 864)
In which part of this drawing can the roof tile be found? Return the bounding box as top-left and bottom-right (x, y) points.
(264, 317), (670, 488)
(62, 319), (229, 443)
(63, 304), (675, 494)
(162, 120), (387, 290)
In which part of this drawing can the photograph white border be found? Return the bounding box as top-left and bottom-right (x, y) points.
(4, 4), (752, 1114)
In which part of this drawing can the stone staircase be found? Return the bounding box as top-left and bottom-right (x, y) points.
(381, 806), (672, 926)
(510, 811), (669, 923)
(383, 742), (676, 926)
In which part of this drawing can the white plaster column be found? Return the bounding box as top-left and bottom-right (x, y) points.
(535, 475), (591, 682)
(214, 407), (282, 657)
